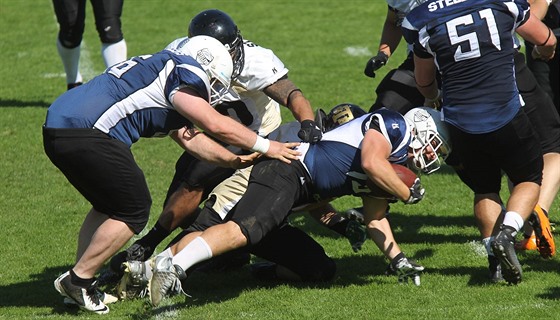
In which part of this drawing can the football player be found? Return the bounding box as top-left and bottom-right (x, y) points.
(52, 0), (127, 90)
(364, 0), (559, 281)
(45, 35), (298, 314)
(106, 9), (323, 279)
(402, 0), (557, 284)
(114, 104), (369, 301)
(145, 106), (451, 307)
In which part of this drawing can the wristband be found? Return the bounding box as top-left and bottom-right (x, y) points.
(539, 28), (552, 47)
(250, 135), (270, 154)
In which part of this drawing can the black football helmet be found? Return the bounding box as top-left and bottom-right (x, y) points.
(188, 9), (245, 80)
(324, 103), (367, 131)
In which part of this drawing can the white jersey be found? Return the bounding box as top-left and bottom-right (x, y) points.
(166, 37), (288, 137)
(209, 121), (301, 219)
(386, 0), (425, 25)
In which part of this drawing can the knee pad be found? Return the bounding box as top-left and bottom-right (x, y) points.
(96, 17), (123, 43)
(58, 22), (85, 48)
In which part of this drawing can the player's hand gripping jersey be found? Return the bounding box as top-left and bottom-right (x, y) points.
(298, 108), (412, 200)
(401, 0), (530, 134)
(45, 50), (210, 146)
(167, 37), (288, 137)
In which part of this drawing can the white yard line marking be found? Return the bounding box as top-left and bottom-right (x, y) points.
(344, 46), (372, 57)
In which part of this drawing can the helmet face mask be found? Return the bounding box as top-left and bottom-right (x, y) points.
(188, 9), (245, 80)
(404, 107), (451, 174)
(173, 35), (233, 106)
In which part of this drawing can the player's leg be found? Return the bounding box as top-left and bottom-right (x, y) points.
(52, 0), (86, 89)
(446, 122), (507, 283)
(109, 144), (241, 277)
(149, 159), (310, 306)
(492, 110), (543, 284)
(90, 0), (126, 67)
(45, 128), (151, 313)
(515, 51), (560, 213)
(306, 202), (367, 253)
(250, 223), (336, 282)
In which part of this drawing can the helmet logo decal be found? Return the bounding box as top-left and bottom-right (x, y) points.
(195, 48), (214, 66)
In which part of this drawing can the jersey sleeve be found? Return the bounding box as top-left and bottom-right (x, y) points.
(167, 53), (211, 107)
(367, 109), (411, 164)
(234, 41), (289, 91)
(401, 8), (434, 59)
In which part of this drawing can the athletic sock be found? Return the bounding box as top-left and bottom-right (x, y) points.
(56, 39), (82, 84)
(172, 236), (213, 271)
(70, 269), (94, 287)
(502, 211), (524, 235)
(101, 39), (127, 67)
(482, 237), (495, 256)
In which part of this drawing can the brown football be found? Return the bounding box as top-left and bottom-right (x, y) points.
(366, 164), (418, 199)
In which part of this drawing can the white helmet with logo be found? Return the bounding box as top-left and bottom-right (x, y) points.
(173, 35), (233, 106)
(404, 107), (451, 174)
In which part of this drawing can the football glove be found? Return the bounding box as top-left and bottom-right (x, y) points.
(298, 120), (323, 143)
(385, 253), (424, 286)
(403, 178), (425, 204)
(364, 52), (389, 78)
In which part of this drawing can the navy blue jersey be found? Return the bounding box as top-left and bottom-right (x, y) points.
(298, 108), (412, 200)
(45, 50), (212, 146)
(401, 0), (530, 134)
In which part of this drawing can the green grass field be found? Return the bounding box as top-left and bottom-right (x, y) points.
(1, 1), (559, 319)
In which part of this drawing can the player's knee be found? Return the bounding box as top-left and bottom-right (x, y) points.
(237, 219), (277, 246)
(96, 18), (123, 43)
(58, 27), (84, 48)
(58, 15), (85, 48)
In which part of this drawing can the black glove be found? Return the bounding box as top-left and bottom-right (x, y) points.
(298, 120), (322, 143)
(385, 252), (424, 286)
(364, 51), (389, 78)
(403, 178), (425, 204)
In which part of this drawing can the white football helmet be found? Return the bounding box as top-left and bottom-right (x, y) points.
(404, 107), (451, 174)
(173, 35), (233, 106)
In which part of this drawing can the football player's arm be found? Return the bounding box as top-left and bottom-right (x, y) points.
(264, 77), (322, 143)
(517, 12), (557, 61)
(172, 87), (300, 163)
(364, 8), (401, 77)
(263, 76), (315, 122)
(413, 54), (440, 102)
(378, 8), (403, 59)
(170, 127), (258, 169)
(361, 129), (410, 201)
(528, 0), (550, 20)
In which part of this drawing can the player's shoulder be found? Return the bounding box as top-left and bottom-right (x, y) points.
(165, 37), (189, 51)
(386, 0), (419, 15)
(242, 39), (281, 62)
(235, 39), (288, 88)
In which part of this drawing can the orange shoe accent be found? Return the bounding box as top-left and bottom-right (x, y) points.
(531, 205), (556, 258)
(515, 234), (537, 251)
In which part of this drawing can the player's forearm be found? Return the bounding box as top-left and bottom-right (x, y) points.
(378, 17), (402, 58)
(172, 128), (241, 168)
(264, 78), (314, 121)
(413, 55), (439, 101)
